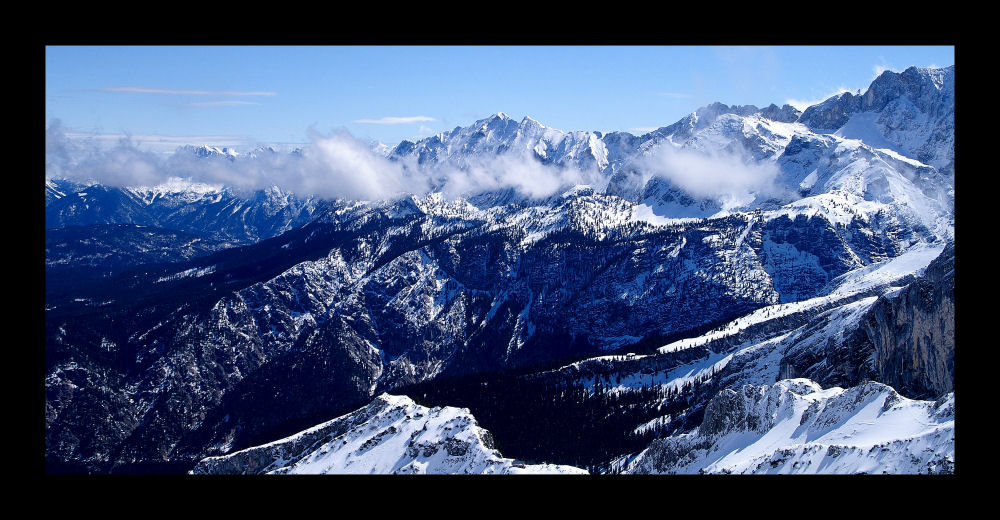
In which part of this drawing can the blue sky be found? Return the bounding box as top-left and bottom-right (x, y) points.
(45, 45), (954, 151)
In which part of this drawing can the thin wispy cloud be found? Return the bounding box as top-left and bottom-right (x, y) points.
(657, 92), (693, 99)
(59, 129), (254, 155)
(785, 86), (854, 112)
(185, 100), (260, 107)
(63, 132), (251, 145)
(630, 127), (660, 134)
(100, 87), (277, 96)
(352, 116), (436, 125)
(872, 56), (897, 79)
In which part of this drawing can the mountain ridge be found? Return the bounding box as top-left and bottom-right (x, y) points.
(44, 64), (956, 474)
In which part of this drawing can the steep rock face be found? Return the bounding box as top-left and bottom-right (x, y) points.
(627, 379), (954, 474)
(777, 243), (953, 399)
(759, 214), (863, 302)
(759, 103), (802, 123)
(522, 240), (950, 470)
(862, 243), (954, 399)
(190, 394), (586, 474)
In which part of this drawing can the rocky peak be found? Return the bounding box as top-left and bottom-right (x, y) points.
(800, 65), (954, 132)
(190, 393), (587, 474)
(758, 103), (802, 123)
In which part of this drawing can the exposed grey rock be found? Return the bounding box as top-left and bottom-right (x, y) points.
(699, 388), (744, 437)
(864, 243), (954, 399)
(777, 243), (954, 399)
(627, 379), (954, 474)
(799, 66), (954, 171)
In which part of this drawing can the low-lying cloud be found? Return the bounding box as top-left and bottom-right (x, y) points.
(45, 121), (604, 202)
(635, 142), (783, 209)
(437, 153), (606, 200)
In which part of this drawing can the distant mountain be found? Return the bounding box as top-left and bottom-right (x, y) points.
(46, 67), (954, 242)
(800, 66), (954, 172)
(389, 112), (612, 173)
(182, 145), (241, 161)
(45, 178), (337, 244)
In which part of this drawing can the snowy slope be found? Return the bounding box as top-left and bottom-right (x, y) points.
(389, 112), (610, 173)
(540, 240), (952, 473)
(800, 66), (954, 172)
(626, 379), (953, 474)
(191, 394), (586, 475)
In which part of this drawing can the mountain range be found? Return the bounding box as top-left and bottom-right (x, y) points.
(44, 65), (955, 474)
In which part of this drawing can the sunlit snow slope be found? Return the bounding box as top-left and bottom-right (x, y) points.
(626, 379), (953, 474)
(191, 394), (586, 475)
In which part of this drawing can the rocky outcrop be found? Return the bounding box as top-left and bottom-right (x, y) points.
(776, 243), (953, 399)
(799, 66), (954, 171)
(627, 379), (954, 474)
(191, 394), (586, 474)
(758, 103), (802, 123)
(863, 243), (954, 399)
(698, 388), (745, 437)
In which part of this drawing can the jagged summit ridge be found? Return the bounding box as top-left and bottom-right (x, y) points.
(190, 393), (586, 474)
(799, 65), (954, 171)
(627, 378), (954, 474)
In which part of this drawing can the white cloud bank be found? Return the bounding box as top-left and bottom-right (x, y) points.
(48, 122), (782, 207)
(436, 153), (606, 200)
(46, 121), (604, 202)
(635, 142), (784, 210)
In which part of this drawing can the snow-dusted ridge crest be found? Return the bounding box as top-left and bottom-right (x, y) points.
(626, 379), (954, 474)
(190, 394), (586, 475)
(47, 66), (953, 216)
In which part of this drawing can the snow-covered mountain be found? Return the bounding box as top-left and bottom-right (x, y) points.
(45, 177), (337, 244)
(390, 112), (612, 172)
(800, 66), (954, 173)
(191, 394), (585, 474)
(626, 379), (953, 474)
(45, 66), (955, 474)
(46, 67), (953, 249)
